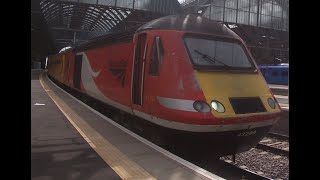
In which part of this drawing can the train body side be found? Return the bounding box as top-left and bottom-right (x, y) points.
(48, 29), (281, 127)
(65, 42), (135, 112)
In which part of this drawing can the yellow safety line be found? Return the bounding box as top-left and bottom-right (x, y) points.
(39, 73), (155, 180)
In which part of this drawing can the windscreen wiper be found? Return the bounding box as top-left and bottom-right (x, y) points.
(194, 49), (231, 69)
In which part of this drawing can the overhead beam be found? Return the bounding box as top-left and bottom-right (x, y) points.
(55, 38), (88, 42)
(51, 27), (108, 33)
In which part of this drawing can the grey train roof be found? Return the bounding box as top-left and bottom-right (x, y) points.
(137, 14), (241, 40)
(74, 14), (242, 52)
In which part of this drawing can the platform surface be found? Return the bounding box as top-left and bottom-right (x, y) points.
(32, 70), (122, 180)
(269, 84), (288, 90)
(274, 94), (289, 111)
(31, 70), (220, 180)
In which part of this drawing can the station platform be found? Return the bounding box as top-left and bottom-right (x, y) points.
(269, 84), (289, 97)
(267, 84), (289, 135)
(269, 84), (288, 90)
(31, 70), (222, 180)
(274, 94), (289, 111)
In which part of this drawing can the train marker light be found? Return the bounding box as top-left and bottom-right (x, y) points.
(267, 98), (276, 109)
(193, 101), (211, 112)
(211, 100), (225, 113)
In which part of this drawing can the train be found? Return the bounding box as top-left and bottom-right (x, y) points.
(47, 14), (281, 157)
(259, 64), (289, 85)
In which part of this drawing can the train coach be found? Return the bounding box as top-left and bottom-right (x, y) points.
(47, 14), (282, 157)
(259, 64), (289, 85)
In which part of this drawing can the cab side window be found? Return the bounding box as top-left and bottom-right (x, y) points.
(149, 37), (164, 76)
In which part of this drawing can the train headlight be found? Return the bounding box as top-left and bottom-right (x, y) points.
(193, 101), (211, 112)
(211, 100), (225, 113)
(267, 98), (276, 109)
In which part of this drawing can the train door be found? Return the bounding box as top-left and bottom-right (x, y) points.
(59, 54), (65, 82)
(143, 36), (164, 115)
(281, 69), (288, 85)
(264, 68), (271, 84)
(271, 68), (279, 84)
(64, 54), (69, 85)
(132, 33), (148, 107)
(74, 54), (82, 89)
(66, 56), (70, 86)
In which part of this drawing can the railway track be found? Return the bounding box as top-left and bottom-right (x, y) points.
(255, 143), (289, 157)
(218, 159), (273, 180)
(255, 132), (289, 157)
(267, 132), (289, 141)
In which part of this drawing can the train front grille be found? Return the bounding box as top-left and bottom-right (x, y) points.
(229, 97), (266, 114)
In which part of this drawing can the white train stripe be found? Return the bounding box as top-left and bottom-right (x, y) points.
(157, 96), (197, 112)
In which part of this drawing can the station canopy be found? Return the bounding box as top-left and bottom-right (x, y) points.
(180, 0), (289, 64)
(32, 0), (183, 53)
(31, 0), (288, 65)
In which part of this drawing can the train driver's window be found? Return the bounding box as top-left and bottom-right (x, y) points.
(149, 37), (164, 76)
(272, 71), (279, 76)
